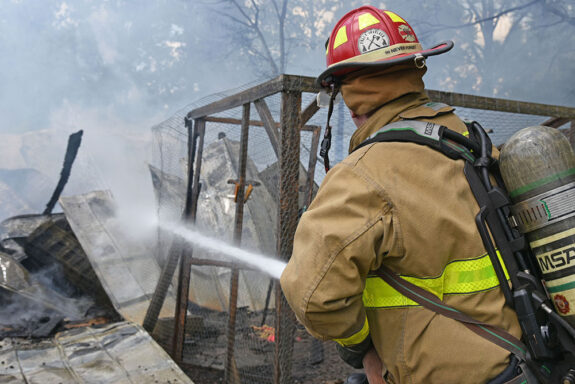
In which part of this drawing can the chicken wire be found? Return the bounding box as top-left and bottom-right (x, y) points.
(150, 75), (572, 384)
(150, 80), (310, 384)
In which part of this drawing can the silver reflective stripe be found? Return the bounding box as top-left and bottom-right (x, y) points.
(369, 120), (442, 142)
(424, 102), (450, 111)
(511, 181), (575, 232)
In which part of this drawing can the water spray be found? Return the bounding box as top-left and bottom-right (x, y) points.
(160, 222), (286, 280)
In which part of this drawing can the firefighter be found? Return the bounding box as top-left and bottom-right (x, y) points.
(280, 6), (524, 384)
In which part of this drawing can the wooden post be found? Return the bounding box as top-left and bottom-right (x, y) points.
(143, 118), (204, 337)
(172, 118), (206, 361)
(569, 121), (575, 150)
(304, 126), (320, 209)
(224, 103), (251, 384)
(254, 98), (280, 158)
(274, 90), (301, 384)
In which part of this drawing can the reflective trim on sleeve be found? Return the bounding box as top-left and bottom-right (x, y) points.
(363, 252), (509, 308)
(334, 317), (370, 347)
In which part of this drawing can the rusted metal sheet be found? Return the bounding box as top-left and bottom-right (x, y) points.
(0, 321), (194, 383)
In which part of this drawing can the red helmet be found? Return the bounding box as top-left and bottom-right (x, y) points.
(316, 6), (453, 87)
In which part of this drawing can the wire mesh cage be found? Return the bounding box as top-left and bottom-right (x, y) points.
(148, 75), (575, 384)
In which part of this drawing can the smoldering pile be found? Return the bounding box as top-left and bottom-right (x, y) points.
(0, 213), (119, 340)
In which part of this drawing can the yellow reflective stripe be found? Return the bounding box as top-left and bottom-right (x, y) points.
(358, 13), (380, 30)
(497, 250), (510, 280)
(334, 317), (370, 347)
(333, 26), (348, 50)
(363, 252), (509, 308)
(384, 11), (405, 23)
(363, 275), (442, 308)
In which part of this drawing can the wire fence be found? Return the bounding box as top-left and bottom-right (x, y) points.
(149, 74), (575, 384)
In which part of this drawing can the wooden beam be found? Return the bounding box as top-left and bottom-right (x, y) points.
(188, 75), (319, 120)
(190, 74), (575, 123)
(281, 74), (318, 93)
(426, 90), (575, 119)
(254, 99), (280, 158)
(300, 98), (320, 126)
(203, 116), (319, 132)
(541, 117), (571, 128)
(187, 74), (575, 120)
(188, 77), (284, 119)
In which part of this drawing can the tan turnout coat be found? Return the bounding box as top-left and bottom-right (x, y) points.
(280, 91), (522, 383)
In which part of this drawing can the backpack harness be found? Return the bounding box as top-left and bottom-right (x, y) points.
(353, 117), (575, 383)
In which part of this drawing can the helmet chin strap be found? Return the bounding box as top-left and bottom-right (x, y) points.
(320, 82), (340, 173)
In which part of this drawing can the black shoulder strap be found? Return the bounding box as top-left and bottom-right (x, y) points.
(353, 120), (480, 163)
(361, 119), (563, 377)
(356, 118), (518, 300)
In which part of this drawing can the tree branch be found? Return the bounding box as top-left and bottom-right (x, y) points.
(423, 0), (542, 34)
(230, 0), (255, 26)
(218, 11), (252, 28)
(541, 1), (575, 26)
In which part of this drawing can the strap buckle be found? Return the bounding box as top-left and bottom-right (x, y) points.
(414, 53), (426, 69)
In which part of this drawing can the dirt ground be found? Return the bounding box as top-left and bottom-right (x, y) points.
(168, 306), (364, 384)
(181, 335), (363, 384)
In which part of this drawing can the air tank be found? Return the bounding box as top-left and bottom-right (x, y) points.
(500, 125), (575, 327)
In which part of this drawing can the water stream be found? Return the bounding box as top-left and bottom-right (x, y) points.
(161, 222), (287, 280)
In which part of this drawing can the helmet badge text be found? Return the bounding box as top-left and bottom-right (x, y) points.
(358, 29), (389, 54)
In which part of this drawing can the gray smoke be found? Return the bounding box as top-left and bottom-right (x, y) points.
(0, 0), (573, 225)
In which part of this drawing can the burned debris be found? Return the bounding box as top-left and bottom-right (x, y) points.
(0, 204), (193, 383)
(3, 75), (575, 384)
(0, 131), (193, 383)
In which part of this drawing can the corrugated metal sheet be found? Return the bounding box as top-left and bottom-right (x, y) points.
(151, 137), (278, 312)
(59, 191), (177, 325)
(0, 321), (193, 384)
